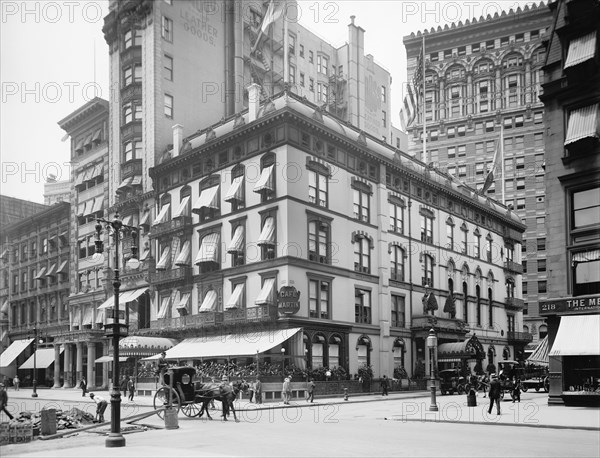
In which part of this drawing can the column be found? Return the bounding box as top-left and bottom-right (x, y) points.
(53, 344), (61, 388)
(87, 342), (96, 389)
(524, 62), (532, 105)
(76, 342), (83, 387)
(63, 343), (73, 388)
(495, 67), (502, 111)
(466, 73), (473, 115)
(102, 341), (110, 389)
(438, 80), (445, 121)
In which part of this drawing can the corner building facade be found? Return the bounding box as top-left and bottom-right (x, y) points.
(403, 3), (552, 352)
(145, 91), (525, 379)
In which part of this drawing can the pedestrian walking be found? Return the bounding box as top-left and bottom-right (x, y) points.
(247, 380), (255, 403)
(306, 379), (315, 403)
(89, 392), (108, 422)
(254, 378), (262, 404)
(127, 376), (135, 401)
(488, 374), (502, 415)
(512, 377), (521, 403)
(119, 375), (128, 398)
(13, 375), (20, 391)
(282, 377), (291, 404)
(380, 375), (390, 396)
(0, 383), (14, 420)
(80, 377), (87, 397)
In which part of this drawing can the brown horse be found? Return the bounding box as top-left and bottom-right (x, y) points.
(194, 380), (249, 422)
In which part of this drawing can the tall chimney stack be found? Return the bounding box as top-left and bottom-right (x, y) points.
(247, 83), (261, 122)
(172, 124), (183, 157)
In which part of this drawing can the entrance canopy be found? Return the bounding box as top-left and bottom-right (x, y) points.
(143, 328), (302, 360)
(438, 335), (485, 361)
(549, 315), (600, 356)
(19, 347), (63, 369)
(526, 336), (549, 366)
(0, 339), (33, 368)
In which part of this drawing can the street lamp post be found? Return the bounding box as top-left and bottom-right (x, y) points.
(31, 327), (40, 398)
(426, 328), (438, 412)
(95, 214), (139, 448)
(280, 347), (286, 378)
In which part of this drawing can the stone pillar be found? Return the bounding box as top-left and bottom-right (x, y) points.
(75, 342), (83, 386)
(466, 73), (473, 115)
(102, 341), (110, 389)
(495, 67), (502, 110)
(63, 343), (73, 388)
(438, 80), (445, 120)
(53, 344), (61, 388)
(524, 62), (532, 105)
(87, 343), (96, 389)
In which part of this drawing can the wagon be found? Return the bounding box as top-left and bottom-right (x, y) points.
(153, 366), (204, 419)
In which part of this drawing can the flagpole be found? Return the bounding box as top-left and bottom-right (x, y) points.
(500, 124), (505, 205)
(421, 35), (427, 164)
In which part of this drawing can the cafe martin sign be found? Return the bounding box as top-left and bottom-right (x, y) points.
(539, 294), (600, 315)
(278, 286), (300, 315)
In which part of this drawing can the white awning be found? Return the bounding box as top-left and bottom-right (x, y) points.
(82, 307), (93, 325)
(117, 176), (133, 190)
(195, 233), (220, 264)
(549, 315), (600, 356)
(153, 203), (170, 225)
(257, 217), (275, 245)
(140, 210), (151, 227)
(565, 31), (597, 68)
(19, 347), (63, 369)
(91, 195), (104, 214)
(75, 171), (85, 186)
(83, 199), (94, 217)
(122, 215), (133, 226)
(34, 267), (47, 279)
(225, 176), (244, 202)
(130, 176), (142, 186)
(176, 292), (191, 311)
(199, 290), (218, 312)
(225, 283), (244, 310)
(83, 133), (93, 147)
(156, 246), (171, 270)
(192, 186), (220, 213)
(95, 355), (128, 363)
(255, 278), (275, 305)
(0, 299), (8, 314)
(98, 287), (148, 310)
(565, 104), (599, 145)
(146, 328), (302, 360)
(172, 196), (191, 219)
(95, 308), (105, 323)
(45, 263), (57, 278)
(253, 165), (274, 192)
(92, 128), (102, 143)
(227, 225), (245, 254)
(157, 296), (171, 319)
(74, 138), (84, 152)
(174, 240), (191, 266)
(57, 260), (68, 273)
(0, 339), (33, 367)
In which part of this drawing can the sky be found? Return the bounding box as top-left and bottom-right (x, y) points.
(0, 0), (540, 204)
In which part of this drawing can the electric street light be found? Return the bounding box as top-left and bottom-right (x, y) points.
(280, 347), (286, 378)
(95, 213), (139, 448)
(426, 328), (439, 412)
(31, 327), (43, 398)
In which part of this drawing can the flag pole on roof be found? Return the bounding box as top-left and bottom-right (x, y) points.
(480, 124), (505, 199)
(420, 35), (426, 163)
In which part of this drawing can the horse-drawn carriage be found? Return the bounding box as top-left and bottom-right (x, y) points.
(153, 366), (248, 421)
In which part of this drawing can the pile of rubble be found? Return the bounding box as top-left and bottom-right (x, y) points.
(10, 408), (95, 433)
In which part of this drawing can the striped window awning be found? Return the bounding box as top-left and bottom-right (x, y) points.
(83, 133), (93, 148)
(57, 260), (68, 273)
(34, 267), (47, 279)
(174, 240), (191, 266)
(195, 233), (220, 264)
(565, 31), (597, 68)
(565, 104), (599, 146)
(74, 138), (84, 152)
(192, 186), (220, 213)
(572, 249), (600, 264)
(91, 195), (104, 214)
(255, 278), (275, 305)
(176, 292), (191, 312)
(45, 263), (57, 278)
(140, 210), (151, 227)
(257, 217), (275, 246)
(153, 203), (170, 225)
(156, 246), (171, 271)
(199, 290), (218, 312)
(172, 196), (190, 218)
(253, 165), (274, 192)
(157, 296), (171, 319)
(118, 176), (133, 190)
(76, 202), (86, 217)
(225, 283), (245, 310)
(92, 128), (102, 143)
(224, 176), (244, 202)
(75, 171), (86, 186)
(227, 225), (245, 253)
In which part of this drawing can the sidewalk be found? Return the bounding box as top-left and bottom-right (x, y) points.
(4, 386), (600, 431)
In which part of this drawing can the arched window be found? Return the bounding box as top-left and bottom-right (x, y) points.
(446, 217), (455, 250)
(393, 338), (405, 370)
(329, 335), (342, 368)
(226, 164), (245, 211)
(463, 281), (469, 323)
(312, 334), (327, 368)
(476, 284), (482, 326)
(488, 346), (496, 366)
(539, 324), (547, 339)
(422, 254), (434, 287)
(357, 335), (371, 367)
(390, 245), (405, 282)
(473, 59), (494, 75)
(506, 278), (515, 299)
(254, 153), (276, 202)
(488, 287), (493, 327)
(354, 235), (371, 274)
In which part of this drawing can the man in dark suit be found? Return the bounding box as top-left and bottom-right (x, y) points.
(488, 374), (502, 415)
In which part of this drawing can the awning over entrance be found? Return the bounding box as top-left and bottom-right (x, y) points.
(19, 347), (63, 369)
(95, 355), (128, 363)
(143, 327), (302, 360)
(438, 335), (485, 360)
(526, 336), (549, 366)
(0, 339), (33, 367)
(549, 315), (600, 356)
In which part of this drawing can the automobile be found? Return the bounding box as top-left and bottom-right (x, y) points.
(439, 369), (468, 395)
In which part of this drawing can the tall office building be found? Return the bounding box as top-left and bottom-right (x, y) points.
(403, 3), (553, 354)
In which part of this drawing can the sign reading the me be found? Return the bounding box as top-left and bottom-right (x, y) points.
(539, 295), (600, 315)
(277, 286), (300, 315)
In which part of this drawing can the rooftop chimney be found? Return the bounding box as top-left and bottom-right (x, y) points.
(247, 83), (261, 122)
(172, 124), (183, 157)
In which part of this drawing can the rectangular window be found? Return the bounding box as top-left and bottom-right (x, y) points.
(537, 237), (546, 251)
(421, 215), (433, 244)
(164, 94), (173, 118)
(317, 55), (329, 75)
(288, 33), (296, 55)
(288, 64), (296, 84)
(164, 54), (173, 81)
(517, 198), (526, 210)
(391, 295), (405, 327)
(538, 281), (547, 293)
(389, 202), (404, 234)
(381, 86), (387, 103)
(573, 188), (600, 229)
(300, 73), (305, 87)
(309, 78), (314, 92)
(447, 146), (456, 158)
(162, 16), (173, 42)
(299, 44), (304, 58)
(353, 188), (370, 223)
(457, 145), (466, 157)
(486, 120), (494, 132)
(309, 50), (314, 63)
(382, 111), (387, 128)
(309, 279), (330, 319)
(317, 83), (328, 102)
(308, 169), (328, 207)
(355, 289), (371, 324)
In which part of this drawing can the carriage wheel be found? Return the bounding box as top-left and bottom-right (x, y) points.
(521, 385), (528, 392)
(154, 387), (181, 419)
(182, 402), (201, 418)
(457, 385), (465, 395)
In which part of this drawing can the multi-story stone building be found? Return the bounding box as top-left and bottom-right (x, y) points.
(539, 0), (600, 406)
(142, 90), (526, 379)
(0, 202), (70, 387)
(0, 195), (47, 231)
(403, 3), (552, 353)
(43, 175), (70, 206)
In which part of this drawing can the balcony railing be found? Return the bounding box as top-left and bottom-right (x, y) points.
(507, 331), (533, 343)
(151, 305), (278, 330)
(121, 159), (143, 179)
(410, 314), (470, 333)
(503, 260), (524, 274)
(120, 82), (142, 103)
(150, 266), (192, 285)
(150, 216), (192, 238)
(502, 226), (523, 243)
(505, 297), (525, 310)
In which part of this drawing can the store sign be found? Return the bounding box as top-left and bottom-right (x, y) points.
(539, 295), (600, 315)
(277, 286), (300, 315)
